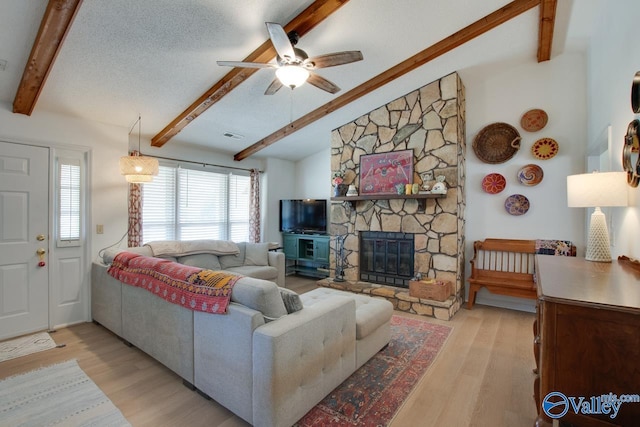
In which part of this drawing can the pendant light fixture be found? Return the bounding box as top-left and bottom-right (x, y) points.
(119, 115), (159, 183)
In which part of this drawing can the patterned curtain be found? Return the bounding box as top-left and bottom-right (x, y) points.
(249, 168), (261, 243)
(127, 150), (143, 247)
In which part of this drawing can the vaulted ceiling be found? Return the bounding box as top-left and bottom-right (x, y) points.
(0, 0), (599, 162)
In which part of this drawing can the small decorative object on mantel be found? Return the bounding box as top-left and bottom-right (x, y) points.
(520, 108), (548, 132)
(430, 175), (447, 194)
(332, 169), (347, 196)
(420, 171), (434, 193)
(473, 122), (521, 164)
(346, 184), (358, 196)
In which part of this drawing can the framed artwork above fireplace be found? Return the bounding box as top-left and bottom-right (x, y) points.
(359, 149), (413, 195)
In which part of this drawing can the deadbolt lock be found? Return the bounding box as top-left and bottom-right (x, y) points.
(37, 234), (46, 241)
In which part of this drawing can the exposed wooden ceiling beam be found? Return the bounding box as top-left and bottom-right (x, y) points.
(13, 0), (83, 115)
(151, 0), (350, 147)
(537, 0), (557, 62)
(234, 0), (540, 161)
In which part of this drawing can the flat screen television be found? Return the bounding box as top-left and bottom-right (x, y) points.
(279, 199), (327, 234)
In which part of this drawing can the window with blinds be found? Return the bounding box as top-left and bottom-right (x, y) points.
(142, 165), (251, 244)
(58, 159), (81, 247)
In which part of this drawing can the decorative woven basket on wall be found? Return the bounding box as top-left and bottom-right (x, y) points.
(472, 122), (521, 164)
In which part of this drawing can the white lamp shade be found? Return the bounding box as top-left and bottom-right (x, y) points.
(119, 155), (159, 183)
(276, 65), (309, 88)
(567, 171), (628, 208)
(567, 171), (628, 262)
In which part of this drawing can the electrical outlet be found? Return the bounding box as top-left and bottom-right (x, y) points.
(0, 59), (6, 71)
(96, 224), (104, 234)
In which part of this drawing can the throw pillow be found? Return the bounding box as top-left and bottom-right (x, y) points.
(178, 253), (221, 270)
(244, 242), (269, 266)
(219, 242), (246, 269)
(279, 287), (304, 314)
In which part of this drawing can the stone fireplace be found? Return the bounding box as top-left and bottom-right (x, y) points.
(322, 72), (466, 321)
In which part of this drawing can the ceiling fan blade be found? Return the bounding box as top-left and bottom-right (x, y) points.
(217, 61), (276, 69)
(266, 22), (296, 61)
(307, 72), (340, 94)
(264, 78), (283, 95)
(306, 51), (363, 69)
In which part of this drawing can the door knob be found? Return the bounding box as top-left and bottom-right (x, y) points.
(36, 248), (46, 267)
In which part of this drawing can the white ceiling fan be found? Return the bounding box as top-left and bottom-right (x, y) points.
(217, 22), (363, 95)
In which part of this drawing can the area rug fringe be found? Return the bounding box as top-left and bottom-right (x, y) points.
(0, 331), (58, 363)
(0, 359), (131, 426)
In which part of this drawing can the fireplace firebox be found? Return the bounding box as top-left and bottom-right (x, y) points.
(359, 231), (414, 288)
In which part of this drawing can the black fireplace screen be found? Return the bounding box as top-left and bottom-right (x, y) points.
(359, 231), (414, 288)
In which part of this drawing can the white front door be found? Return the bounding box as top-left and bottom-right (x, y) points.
(0, 141), (49, 340)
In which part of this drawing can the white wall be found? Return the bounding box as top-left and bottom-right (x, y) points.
(0, 102), (129, 261)
(587, 0), (640, 260)
(295, 147), (331, 199)
(263, 157), (296, 243)
(462, 52), (587, 311)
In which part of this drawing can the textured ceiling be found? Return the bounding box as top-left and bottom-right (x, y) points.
(0, 0), (600, 161)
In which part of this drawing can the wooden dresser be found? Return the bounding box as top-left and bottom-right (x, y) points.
(533, 256), (640, 426)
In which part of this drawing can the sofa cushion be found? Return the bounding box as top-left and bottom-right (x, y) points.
(219, 242), (246, 269)
(177, 253), (222, 270)
(102, 246), (152, 264)
(278, 287), (303, 314)
(301, 288), (393, 340)
(244, 242), (269, 266)
(225, 265), (278, 282)
(230, 276), (287, 320)
(146, 239), (239, 257)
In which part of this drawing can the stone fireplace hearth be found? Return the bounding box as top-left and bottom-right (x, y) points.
(325, 72), (466, 321)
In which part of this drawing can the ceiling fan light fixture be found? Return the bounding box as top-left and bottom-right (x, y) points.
(276, 65), (309, 89)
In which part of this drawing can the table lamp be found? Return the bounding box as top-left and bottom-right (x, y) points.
(567, 171), (628, 262)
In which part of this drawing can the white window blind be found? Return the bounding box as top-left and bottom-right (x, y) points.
(142, 166), (176, 242)
(142, 165), (251, 244)
(58, 159), (81, 246)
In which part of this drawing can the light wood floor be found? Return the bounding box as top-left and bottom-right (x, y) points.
(0, 276), (538, 426)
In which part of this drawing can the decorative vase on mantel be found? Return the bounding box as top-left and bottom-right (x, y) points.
(333, 183), (347, 197)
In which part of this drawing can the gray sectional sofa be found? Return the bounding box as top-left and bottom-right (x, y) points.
(91, 240), (393, 427)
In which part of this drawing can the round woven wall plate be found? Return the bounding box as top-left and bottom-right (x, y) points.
(481, 173), (506, 194)
(473, 122), (521, 164)
(518, 164), (544, 186)
(504, 194), (530, 216)
(531, 137), (559, 160)
(521, 109), (548, 132)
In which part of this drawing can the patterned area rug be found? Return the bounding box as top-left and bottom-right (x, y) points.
(295, 315), (452, 426)
(0, 332), (57, 362)
(0, 359), (131, 426)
